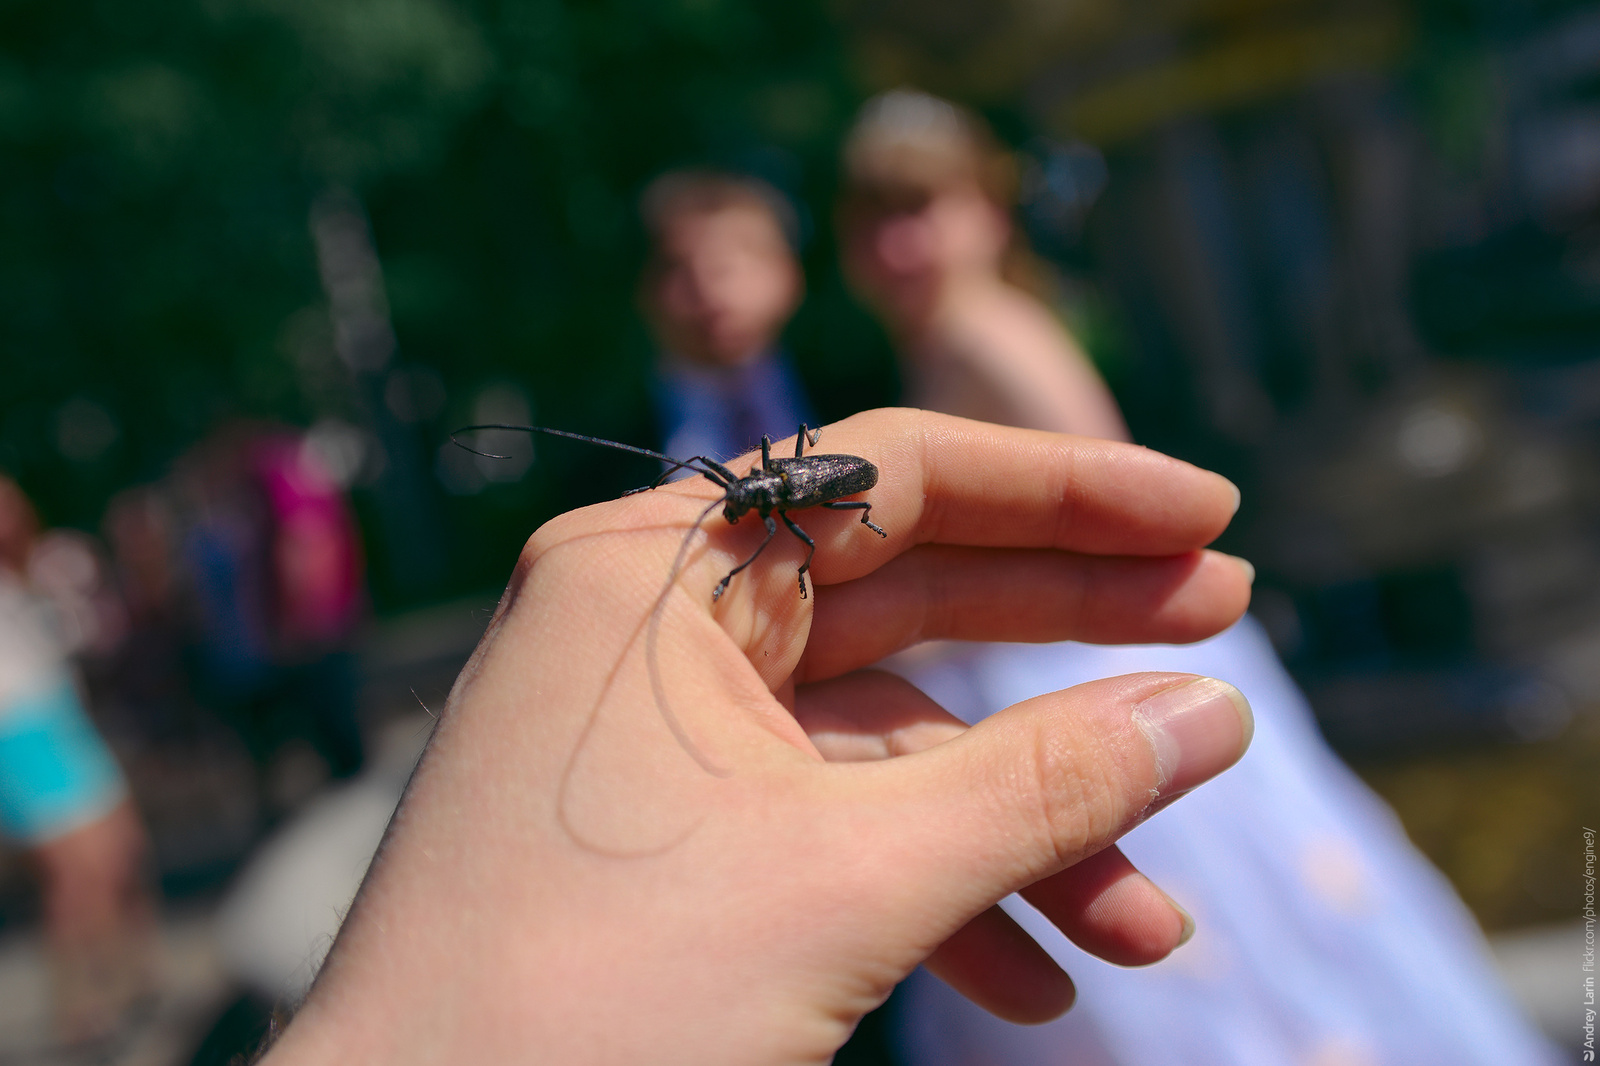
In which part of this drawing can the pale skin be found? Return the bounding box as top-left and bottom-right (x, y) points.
(841, 184), (1131, 442)
(266, 410), (1255, 1066)
(34, 800), (154, 1038)
(642, 204), (803, 369)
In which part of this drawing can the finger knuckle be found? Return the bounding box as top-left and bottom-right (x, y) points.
(1024, 721), (1123, 870)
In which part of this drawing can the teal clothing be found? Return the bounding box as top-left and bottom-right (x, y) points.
(0, 677), (125, 842)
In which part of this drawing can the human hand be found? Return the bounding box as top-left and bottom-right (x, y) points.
(267, 408), (1255, 1066)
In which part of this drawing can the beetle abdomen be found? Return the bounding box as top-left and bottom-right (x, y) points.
(770, 455), (878, 510)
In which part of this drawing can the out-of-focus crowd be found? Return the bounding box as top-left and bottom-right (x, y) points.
(0, 422), (366, 1049)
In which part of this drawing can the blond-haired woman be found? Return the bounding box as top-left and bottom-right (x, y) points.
(838, 89), (1555, 1066)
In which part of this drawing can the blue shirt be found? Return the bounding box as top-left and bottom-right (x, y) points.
(651, 349), (813, 469)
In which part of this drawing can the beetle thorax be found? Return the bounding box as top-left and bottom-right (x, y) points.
(723, 471), (783, 520)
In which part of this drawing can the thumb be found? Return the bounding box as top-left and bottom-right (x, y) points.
(877, 673), (1253, 922)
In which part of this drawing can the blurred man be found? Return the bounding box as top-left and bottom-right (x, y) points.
(638, 169), (813, 463)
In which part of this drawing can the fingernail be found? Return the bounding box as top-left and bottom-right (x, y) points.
(1164, 893), (1196, 946)
(1229, 554), (1256, 584)
(1132, 678), (1253, 796)
(1222, 477), (1241, 516)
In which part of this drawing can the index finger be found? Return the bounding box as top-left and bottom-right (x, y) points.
(782, 409), (1240, 588)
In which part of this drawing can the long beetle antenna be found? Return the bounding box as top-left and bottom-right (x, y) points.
(450, 423), (732, 487)
(643, 496), (734, 778)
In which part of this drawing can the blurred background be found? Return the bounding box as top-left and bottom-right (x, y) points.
(1, 0), (1596, 1060)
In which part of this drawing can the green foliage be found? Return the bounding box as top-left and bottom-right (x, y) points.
(0, 0), (894, 607)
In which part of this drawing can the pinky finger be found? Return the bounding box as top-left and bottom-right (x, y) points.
(922, 904), (1076, 1024)
(1020, 845), (1193, 967)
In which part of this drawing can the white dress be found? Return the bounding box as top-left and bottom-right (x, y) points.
(888, 619), (1559, 1066)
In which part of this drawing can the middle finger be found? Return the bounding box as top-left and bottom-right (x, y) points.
(799, 545), (1254, 683)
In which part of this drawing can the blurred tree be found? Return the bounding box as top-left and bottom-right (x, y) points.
(0, 0), (894, 608)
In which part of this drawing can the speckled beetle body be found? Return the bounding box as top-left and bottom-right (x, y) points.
(453, 422), (886, 600)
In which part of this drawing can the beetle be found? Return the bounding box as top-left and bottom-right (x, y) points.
(451, 422), (887, 601)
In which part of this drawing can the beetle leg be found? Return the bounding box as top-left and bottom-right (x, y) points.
(713, 515), (779, 601)
(623, 467), (679, 495)
(822, 499), (886, 537)
(795, 424), (821, 458)
(779, 511), (816, 599)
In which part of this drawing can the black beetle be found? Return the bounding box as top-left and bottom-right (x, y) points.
(451, 423), (886, 601)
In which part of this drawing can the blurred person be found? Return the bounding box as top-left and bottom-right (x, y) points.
(838, 96), (1126, 443)
(102, 485), (193, 742)
(0, 475), (155, 1045)
(171, 424), (367, 793)
(839, 89), (1558, 1066)
(638, 169), (814, 464)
